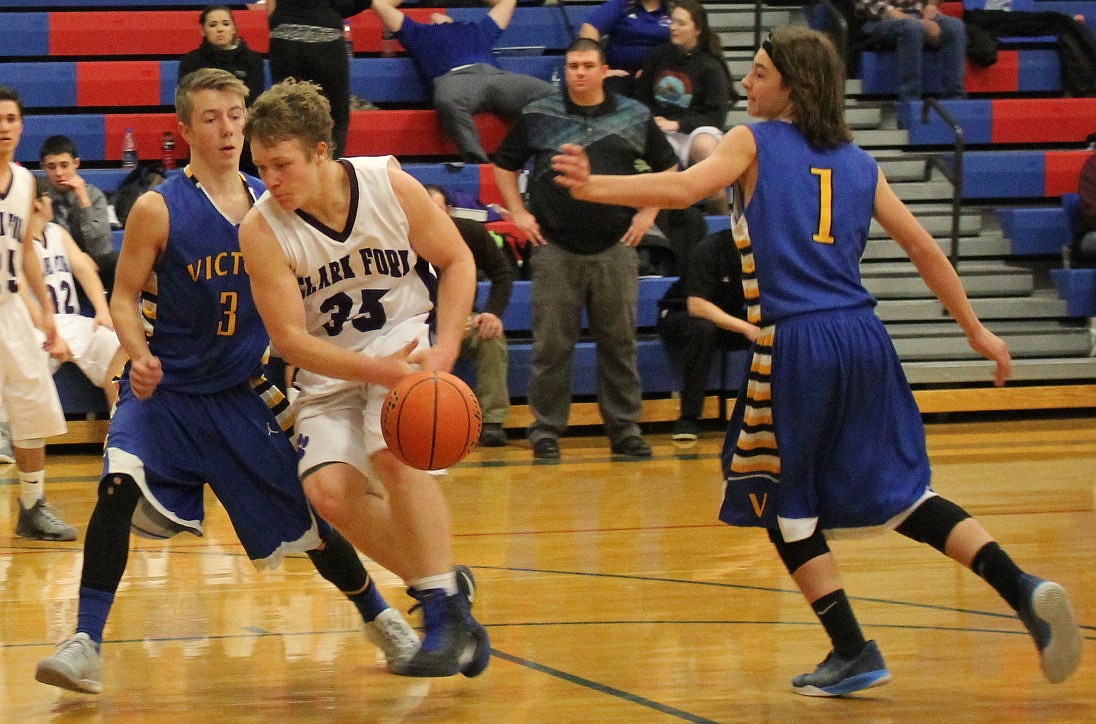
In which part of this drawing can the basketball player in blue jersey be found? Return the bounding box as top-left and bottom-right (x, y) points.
(35, 69), (420, 696)
(239, 79), (490, 678)
(0, 84), (77, 542)
(552, 26), (1082, 696)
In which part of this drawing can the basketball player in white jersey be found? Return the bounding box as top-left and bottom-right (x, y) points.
(0, 84), (77, 541)
(239, 79), (490, 678)
(29, 176), (126, 409)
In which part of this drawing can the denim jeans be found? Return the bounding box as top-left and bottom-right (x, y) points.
(861, 13), (967, 99)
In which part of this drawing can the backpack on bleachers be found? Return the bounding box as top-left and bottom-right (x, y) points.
(964, 8), (1096, 96)
(111, 161), (166, 229)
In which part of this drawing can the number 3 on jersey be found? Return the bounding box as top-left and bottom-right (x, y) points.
(217, 291), (237, 336)
(810, 167), (835, 244)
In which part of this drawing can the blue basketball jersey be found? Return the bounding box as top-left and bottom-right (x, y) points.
(743, 121), (878, 325)
(719, 123), (932, 540)
(144, 170), (268, 393)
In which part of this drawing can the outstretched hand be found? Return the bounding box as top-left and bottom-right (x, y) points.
(551, 144), (591, 190)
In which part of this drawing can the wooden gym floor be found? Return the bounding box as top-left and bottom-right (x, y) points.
(1, 414), (1094, 723)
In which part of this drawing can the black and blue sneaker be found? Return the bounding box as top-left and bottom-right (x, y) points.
(1016, 574), (1082, 683)
(792, 640), (891, 697)
(396, 587), (490, 678)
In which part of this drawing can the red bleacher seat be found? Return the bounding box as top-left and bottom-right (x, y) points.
(1045, 150), (1095, 196)
(49, 10), (270, 56)
(965, 52), (1019, 94)
(78, 61), (161, 107)
(992, 99), (1096, 145)
(345, 110), (509, 158)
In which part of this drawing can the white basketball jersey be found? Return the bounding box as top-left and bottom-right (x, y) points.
(35, 222), (82, 317)
(0, 164), (34, 304)
(254, 156), (436, 397)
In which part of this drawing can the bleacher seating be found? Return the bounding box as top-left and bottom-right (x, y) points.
(861, 50), (1062, 96)
(897, 99), (1096, 146)
(1047, 192), (1096, 315)
(0, 7), (587, 59)
(456, 279), (749, 400)
(5, 0), (1094, 430)
(841, 0), (1092, 96)
(949, 149), (1093, 198)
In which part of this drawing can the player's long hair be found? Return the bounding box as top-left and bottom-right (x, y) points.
(766, 26), (851, 149)
(245, 79), (335, 160)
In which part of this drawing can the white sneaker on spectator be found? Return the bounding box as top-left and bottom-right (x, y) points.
(0, 422), (14, 464)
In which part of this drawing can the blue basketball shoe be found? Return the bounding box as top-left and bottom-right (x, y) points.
(792, 640), (891, 697)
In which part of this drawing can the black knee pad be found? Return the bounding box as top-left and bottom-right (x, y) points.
(307, 529), (368, 594)
(767, 527), (830, 575)
(97, 473), (141, 510)
(896, 495), (971, 553)
(81, 474), (142, 593)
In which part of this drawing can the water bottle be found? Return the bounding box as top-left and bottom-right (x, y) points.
(161, 131), (176, 171)
(122, 128), (138, 169)
(550, 66), (562, 90)
(343, 22), (353, 59)
(381, 29), (397, 58)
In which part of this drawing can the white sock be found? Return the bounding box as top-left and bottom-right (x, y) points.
(19, 470), (45, 509)
(410, 572), (458, 596)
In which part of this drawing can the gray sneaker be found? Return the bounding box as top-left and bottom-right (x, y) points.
(792, 640), (891, 697)
(0, 421), (13, 464)
(1017, 574), (1083, 683)
(16, 498), (78, 541)
(365, 607), (421, 672)
(35, 633), (103, 694)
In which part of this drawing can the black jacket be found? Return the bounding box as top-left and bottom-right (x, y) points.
(178, 39), (266, 105)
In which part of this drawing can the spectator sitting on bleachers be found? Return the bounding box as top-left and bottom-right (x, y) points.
(634, 0), (734, 212)
(425, 184), (515, 447)
(39, 135), (118, 292)
(855, 0), (967, 100)
(1072, 138), (1096, 267)
(370, 0), (555, 164)
(179, 5), (266, 105)
(656, 229), (758, 443)
(30, 177), (126, 410)
(636, 0), (734, 168)
(580, 0), (672, 98)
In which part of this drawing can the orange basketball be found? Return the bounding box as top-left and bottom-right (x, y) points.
(381, 370), (482, 470)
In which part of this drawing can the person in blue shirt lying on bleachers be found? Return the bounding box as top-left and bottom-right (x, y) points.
(371, 0), (555, 164)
